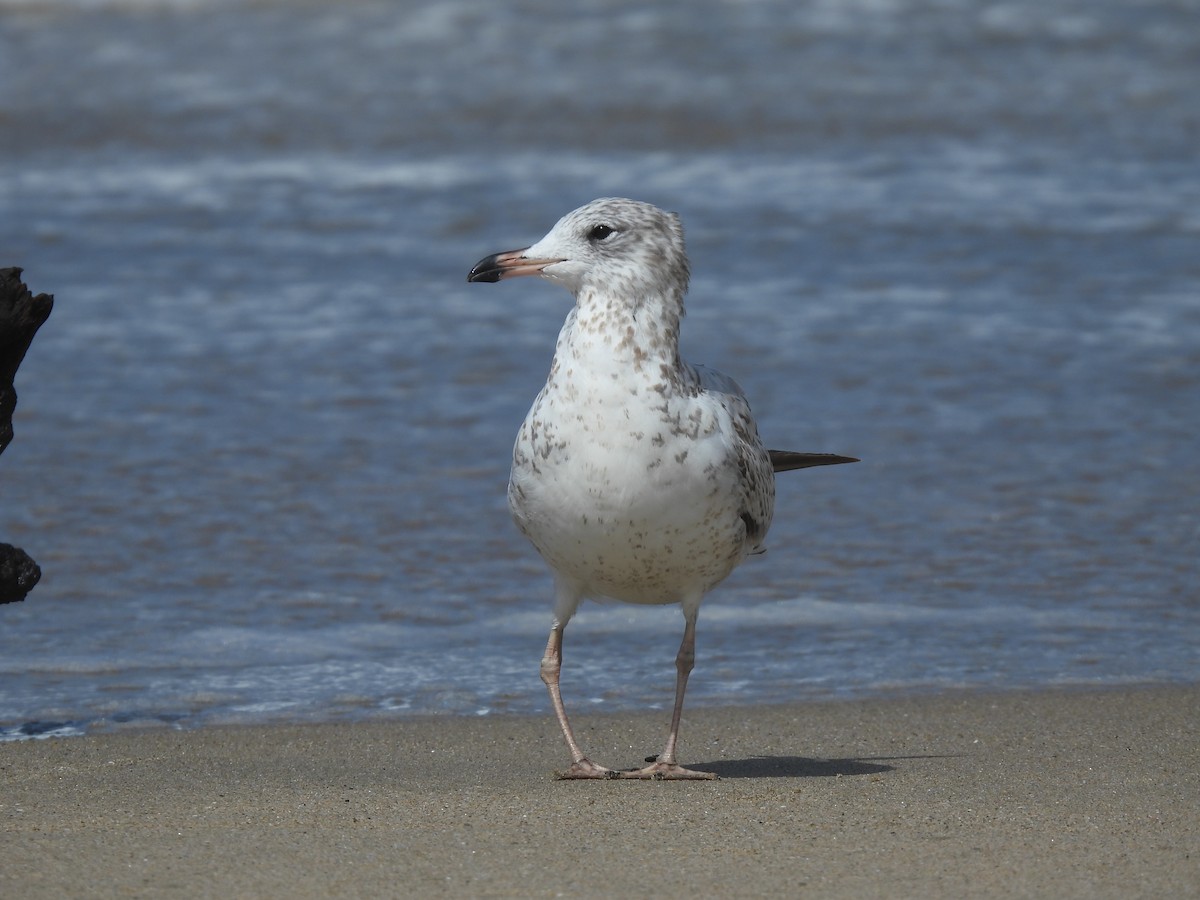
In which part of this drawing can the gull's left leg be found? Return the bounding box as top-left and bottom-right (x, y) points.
(620, 605), (717, 780)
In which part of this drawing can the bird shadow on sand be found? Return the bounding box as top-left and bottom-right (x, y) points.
(688, 754), (957, 779)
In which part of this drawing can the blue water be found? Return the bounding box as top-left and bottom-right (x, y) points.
(1, 0), (1197, 740)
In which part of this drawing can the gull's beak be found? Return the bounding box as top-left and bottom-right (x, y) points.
(467, 248), (564, 283)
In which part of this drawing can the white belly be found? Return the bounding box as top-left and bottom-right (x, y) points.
(508, 400), (749, 605)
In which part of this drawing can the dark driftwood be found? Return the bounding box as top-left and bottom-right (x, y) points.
(1, 267), (53, 455)
(0, 267), (52, 603)
(0, 543), (40, 604)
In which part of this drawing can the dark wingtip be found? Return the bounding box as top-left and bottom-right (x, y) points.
(769, 450), (859, 473)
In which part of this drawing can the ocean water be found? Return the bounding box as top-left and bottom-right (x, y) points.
(1, 0), (1197, 740)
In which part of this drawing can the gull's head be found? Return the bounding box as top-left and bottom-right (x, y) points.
(467, 198), (689, 299)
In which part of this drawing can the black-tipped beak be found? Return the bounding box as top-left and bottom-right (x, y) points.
(467, 249), (563, 283)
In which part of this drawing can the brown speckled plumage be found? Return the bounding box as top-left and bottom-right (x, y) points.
(467, 198), (855, 779)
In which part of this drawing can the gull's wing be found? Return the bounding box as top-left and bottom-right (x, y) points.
(693, 365), (775, 549)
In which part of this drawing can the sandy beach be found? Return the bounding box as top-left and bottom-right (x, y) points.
(2, 685), (1196, 898)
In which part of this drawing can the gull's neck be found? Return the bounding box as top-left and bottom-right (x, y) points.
(554, 283), (687, 387)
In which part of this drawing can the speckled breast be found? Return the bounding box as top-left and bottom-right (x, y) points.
(507, 403), (751, 605)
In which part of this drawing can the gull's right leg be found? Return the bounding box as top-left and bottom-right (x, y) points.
(541, 620), (617, 779)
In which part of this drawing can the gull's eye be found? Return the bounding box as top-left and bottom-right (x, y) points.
(587, 224), (615, 242)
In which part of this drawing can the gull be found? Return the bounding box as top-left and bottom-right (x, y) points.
(468, 198), (856, 779)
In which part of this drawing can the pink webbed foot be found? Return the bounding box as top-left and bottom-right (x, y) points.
(554, 758), (621, 780)
(618, 760), (719, 780)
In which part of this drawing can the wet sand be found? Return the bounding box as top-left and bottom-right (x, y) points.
(3, 685), (1197, 898)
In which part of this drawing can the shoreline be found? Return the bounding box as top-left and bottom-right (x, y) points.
(3, 684), (1197, 898)
(8, 677), (1194, 744)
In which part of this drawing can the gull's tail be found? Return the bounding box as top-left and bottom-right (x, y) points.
(769, 450), (859, 473)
